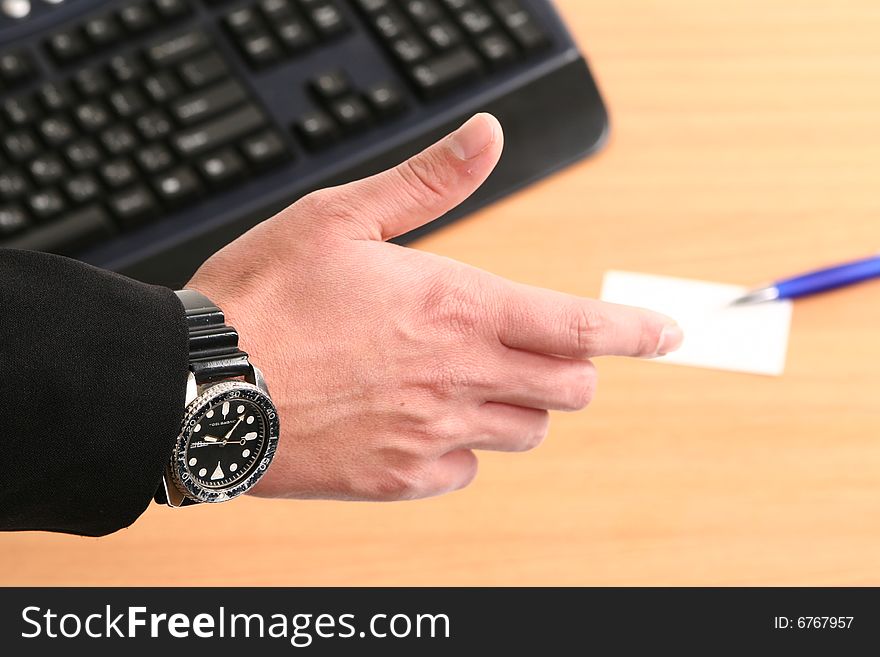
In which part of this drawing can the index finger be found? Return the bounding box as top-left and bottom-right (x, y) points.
(495, 281), (683, 359)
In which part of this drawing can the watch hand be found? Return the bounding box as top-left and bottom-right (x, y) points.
(224, 415), (244, 440)
(202, 436), (222, 443)
(242, 432), (258, 442)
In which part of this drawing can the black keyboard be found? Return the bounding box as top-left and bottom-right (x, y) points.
(0, 0), (607, 286)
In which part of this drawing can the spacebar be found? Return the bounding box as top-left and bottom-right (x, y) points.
(1, 206), (115, 255)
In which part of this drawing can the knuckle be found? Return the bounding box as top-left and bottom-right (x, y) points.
(425, 360), (473, 399)
(569, 304), (606, 358)
(519, 412), (550, 452)
(637, 313), (662, 356)
(395, 155), (449, 212)
(295, 188), (355, 225)
(422, 271), (483, 336)
(452, 451), (479, 491)
(428, 415), (468, 444)
(370, 459), (430, 501)
(564, 361), (598, 411)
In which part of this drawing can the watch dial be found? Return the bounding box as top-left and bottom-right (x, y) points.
(185, 397), (268, 489)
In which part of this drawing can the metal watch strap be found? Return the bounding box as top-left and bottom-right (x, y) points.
(175, 289), (250, 383)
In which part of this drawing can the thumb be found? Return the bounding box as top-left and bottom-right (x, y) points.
(301, 113), (503, 241)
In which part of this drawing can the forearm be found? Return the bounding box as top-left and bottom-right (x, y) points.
(0, 249), (189, 536)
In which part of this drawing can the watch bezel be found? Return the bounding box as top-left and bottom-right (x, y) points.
(171, 380), (279, 504)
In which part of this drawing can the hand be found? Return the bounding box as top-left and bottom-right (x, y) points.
(223, 415), (244, 440)
(187, 113), (683, 502)
(190, 432), (258, 449)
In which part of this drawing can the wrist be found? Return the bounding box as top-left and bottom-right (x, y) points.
(157, 286), (280, 507)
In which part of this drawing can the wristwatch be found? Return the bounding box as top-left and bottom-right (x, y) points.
(156, 289), (280, 507)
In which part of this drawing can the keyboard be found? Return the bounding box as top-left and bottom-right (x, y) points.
(0, 0), (607, 286)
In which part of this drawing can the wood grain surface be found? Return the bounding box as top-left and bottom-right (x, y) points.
(3, 0), (880, 585)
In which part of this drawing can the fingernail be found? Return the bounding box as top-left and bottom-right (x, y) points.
(656, 324), (684, 356)
(448, 113), (497, 160)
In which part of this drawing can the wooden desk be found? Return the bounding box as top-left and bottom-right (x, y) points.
(3, 0), (880, 585)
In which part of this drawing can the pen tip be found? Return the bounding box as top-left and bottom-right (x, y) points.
(729, 286), (779, 306)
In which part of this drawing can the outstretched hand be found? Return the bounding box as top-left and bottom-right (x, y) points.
(187, 113), (683, 501)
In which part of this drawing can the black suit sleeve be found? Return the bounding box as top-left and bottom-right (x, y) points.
(0, 249), (189, 537)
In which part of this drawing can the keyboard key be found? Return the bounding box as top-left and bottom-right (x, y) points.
(75, 101), (112, 132)
(403, 0), (442, 26)
(294, 109), (338, 150)
(390, 34), (429, 64)
(27, 189), (66, 221)
(101, 125), (139, 155)
(29, 154), (67, 186)
(310, 69), (351, 99)
(3, 95), (39, 126)
(179, 52), (229, 88)
(425, 21), (461, 49)
(137, 143), (175, 173)
(65, 173), (102, 205)
(146, 30), (211, 66)
(197, 148), (245, 185)
(65, 138), (103, 170)
(143, 71), (182, 103)
(153, 0), (190, 20)
(240, 130), (288, 167)
(109, 86), (147, 118)
(0, 0), (31, 19)
(47, 30), (88, 63)
(154, 165), (203, 205)
(0, 50), (34, 86)
(225, 7), (262, 34)
(38, 115), (77, 147)
(354, 0), (390, 12)
(410, 47), (481, 97)
(37, 82), (76, 112)
(260, 0), (293, 20)
(108, 53), (146, 83)
(0, 169), (28, 201)
(100, 158), (139, 188)
(0, 205), (28, 236)
(1, 205), (114, 255)
(307, 3), (349, 37)
(118, 3), (158, 33)
(275, 18), (315, 52)
(110, 185), (160, 228)
(372, 9), (407, 40)
(74, 67), (112, 96)
(458, 6), (495, 35)
(172, 80), (247, 126)
(135, 109), (173, 140)
(173, 105), (267, 157)
(3, 129), (39, 162)
(240, 32), (283, 67)
(329, 95), (370, 131)
(364, 81), (406, 118)
(489, 0), (547, 50)
(476, 32), (516, 67)
(84, 15), (123, 47)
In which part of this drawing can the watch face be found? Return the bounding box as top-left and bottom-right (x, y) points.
(185, 397), (268, 489)
(172, 381), (279, 503)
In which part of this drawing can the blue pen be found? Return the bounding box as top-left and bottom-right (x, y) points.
(731, 253), (880, 305)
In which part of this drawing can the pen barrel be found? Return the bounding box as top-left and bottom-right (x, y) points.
(775, 255), (880, 299)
